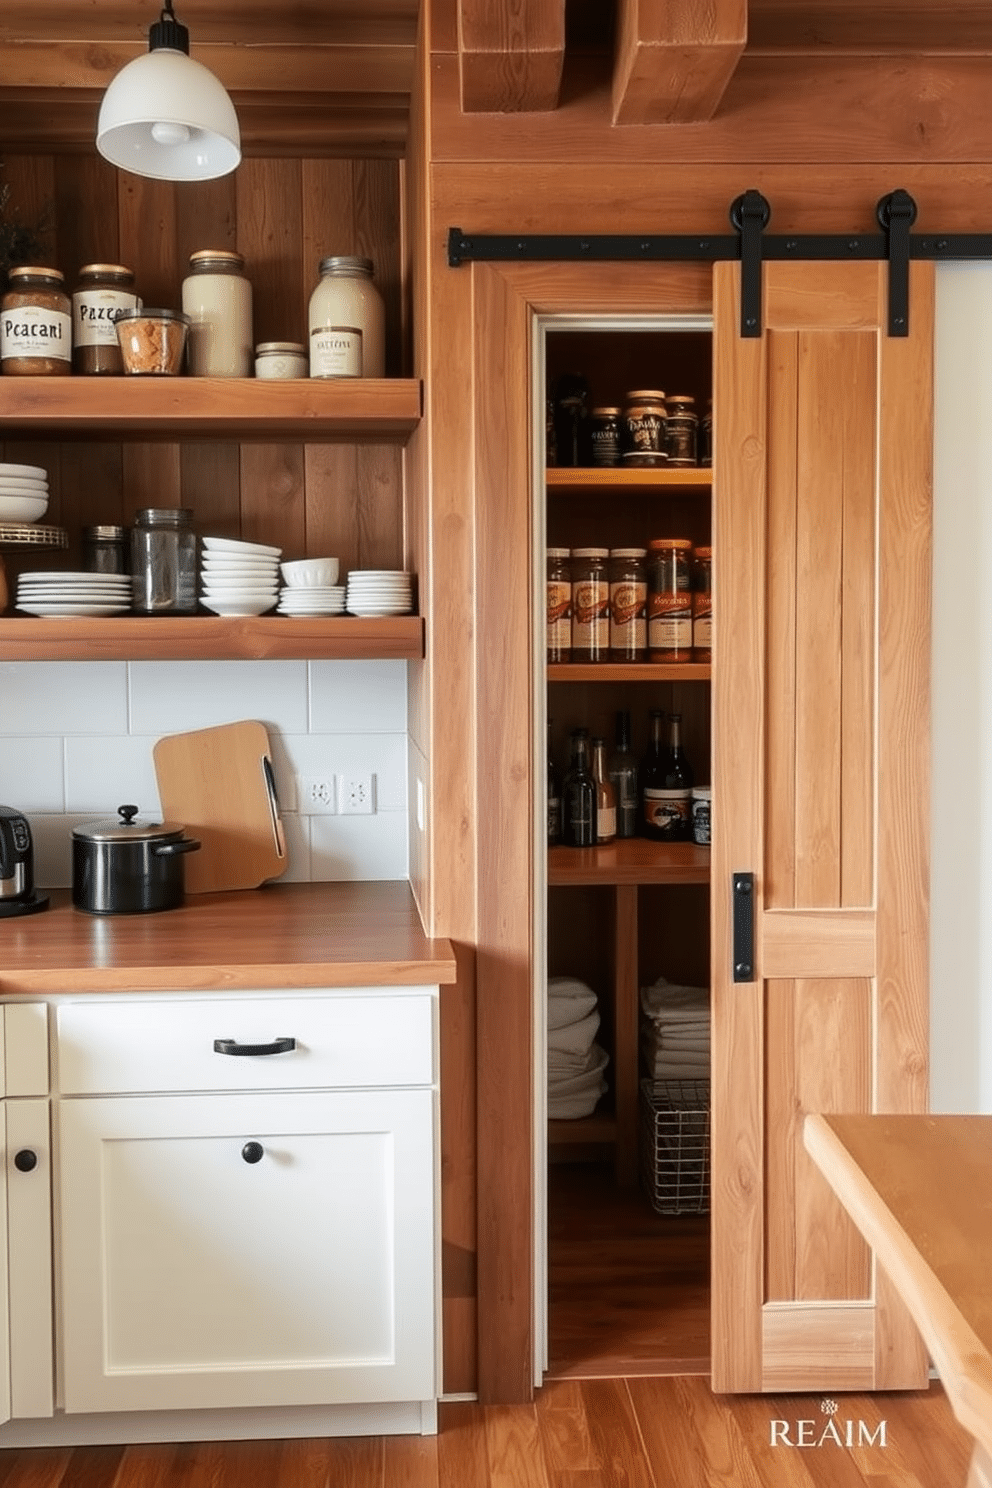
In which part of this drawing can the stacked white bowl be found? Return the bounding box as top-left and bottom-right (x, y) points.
(0, 462), (50, 524)
(345, 569), (413, 616)
(199, 536), (282, 616)
(278, 557), (344, 616)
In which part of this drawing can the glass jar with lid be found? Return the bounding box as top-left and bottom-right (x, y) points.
(181, 250), (253, 377)
(622, 391), (668, 467)
(254, 341), (308, 380)
(647, 537), (693, 661)
(131, 508), (197, 615)
(570, 547), (610, 663)
(308, 256), (385, 379)
(82, 524), (129, 576)
(72, 264), (139, 375)
(692, 546), (712, 663)
(665, 394), (698, 467)
(608, 547), (647, 661)
(547, 547), (572, 663)
(1, 267), (71, 375)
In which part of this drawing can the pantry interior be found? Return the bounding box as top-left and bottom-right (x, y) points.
(538, 315), (715, 1378)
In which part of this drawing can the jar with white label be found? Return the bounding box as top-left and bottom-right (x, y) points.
(181, 250), (253, 377)
(72, 264), (139, 374)
(1, 267), (71, 375)
(254, 342), (308, 379)
(308, 256), (385, 379)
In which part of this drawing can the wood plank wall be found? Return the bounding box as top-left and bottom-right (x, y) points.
(0, 153), (406, 577)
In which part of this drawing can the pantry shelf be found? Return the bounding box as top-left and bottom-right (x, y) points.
(0, 614), (424, 662)
(548, 662), (710, 683)
(547, 468), (710, 492)
(548, 839), (710, 887)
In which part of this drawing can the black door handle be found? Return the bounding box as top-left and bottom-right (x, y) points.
(733, 872), (755, 982)
(213, 1037), (296, 1057)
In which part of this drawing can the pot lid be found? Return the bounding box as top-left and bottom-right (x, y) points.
(72, 805), (186, 843)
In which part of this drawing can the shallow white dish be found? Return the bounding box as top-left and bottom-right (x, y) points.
(347, 569), (412, 579)
(201, 553), (280, 567)
(200, 574), (280, 591)
(200, 595), (276, 616)
(346, 603), (412, 616)
(20, 570), (127, 584)
(278, 600), (346, 613)
(18, 588), (130, 602)
(0, 495), (48, 522)
(16, 602), (130, 617)
(0, 479), (49, 494)
(0, 462), (47, 480)
(202, 536), (282, 558)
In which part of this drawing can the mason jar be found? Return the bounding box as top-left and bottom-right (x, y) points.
(72, 264), (139, 374)
(181, 250), (253, 377)
(131, 508), (197, 615)
(1, 267), (71, 375)
(308, 256), (385, 378)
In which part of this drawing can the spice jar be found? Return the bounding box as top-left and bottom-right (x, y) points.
(182, 250), (253, 377)
(131, 508), (197, 615)
(547, 547), (572, 663)
(622, 391), (668, 467)
(570, 547), (609, 663)
(1, 267), (71, 376)
(254, 342), (307, 380)
(692, 546), (712, 663)
(608, 547), (647, 662)
(308, 256), (385, 378)
(590, 407), (622, 468)
(647, 538), (693, 662)
(82, 525), (129, 576)
(72, 264), (139, 375)
(665, 395), (698, 467)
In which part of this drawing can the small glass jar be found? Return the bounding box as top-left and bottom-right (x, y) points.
(82, 524), (129, 576)
(665, 394), (698, 467)
(308, 256), (385, 379)
(700, 399), (713, 467)
(590, 407), (623, 468)
(131, 508), (197, 615)
(254, 341), (307, 380)
(182, 250), (253, 377)
(647, 537), (693, 661)
(72, 264), (139, 375)
(622, 390), (668, 467)
(570, 547), (610, 663)
(547, 547), (572, 663)
(608, 547), (647, 662)
(1, 267), (71, 376)
(691, 786), (712, 845)
(692, 545), (712, 663)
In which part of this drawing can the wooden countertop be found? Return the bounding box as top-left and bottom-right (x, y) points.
(804, 1113), (992, 1488)
(0, 882), (457, 994)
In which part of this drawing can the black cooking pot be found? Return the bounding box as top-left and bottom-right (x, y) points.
(72, 805), (201, 915)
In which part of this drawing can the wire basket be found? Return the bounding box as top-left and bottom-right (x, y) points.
(639, 1077), (711, 1216)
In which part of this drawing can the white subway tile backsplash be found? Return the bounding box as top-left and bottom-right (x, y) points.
(128, 661), (309, 736)
(1, 737), (66, 811)
(309, 660), (407, 732)
(1, 662), (128, 735)
(309, 811), (408, 881)
(65, 737), (162, 816)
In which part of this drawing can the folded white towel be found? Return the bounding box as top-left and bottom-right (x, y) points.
(646, 1055), (710, 1079)
(645, 1033), (710, 1055)
(549, 1042), (609, 1093)
(640, 978), (709, 1022)
(548, 977), (598, 1029)
(548, 1086), (606, 1120)
(548, 1009), (600, 1062)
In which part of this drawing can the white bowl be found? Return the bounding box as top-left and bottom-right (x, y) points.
(280, 557), (340, 588)
(0, 477), (48, 492)
(202, 536), (282, 558)
(0, 463), (47, 480)
(0, 494), (49, 522)
(199, 595), (276, 616)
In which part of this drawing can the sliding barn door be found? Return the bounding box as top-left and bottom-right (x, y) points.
(710, 260), (933, 1392)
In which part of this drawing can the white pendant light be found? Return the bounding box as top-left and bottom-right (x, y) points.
(97, 1), (241, 181)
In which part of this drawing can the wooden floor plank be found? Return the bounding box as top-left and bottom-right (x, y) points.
(535, 1378), (600, 1477)
(380, 1431), (439, 1488)
(628, 1374), (770, 1487)
(484, 1405), (552, 1488)
(578, 1379), (656, 1488)
(437, 1400), (491, 1488)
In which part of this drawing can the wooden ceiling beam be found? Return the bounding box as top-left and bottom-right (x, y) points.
(612, 0), (748, 125)
(456, 0), (565, 113)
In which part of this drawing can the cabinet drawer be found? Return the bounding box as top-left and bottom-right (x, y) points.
(56, 990), (436, 1094)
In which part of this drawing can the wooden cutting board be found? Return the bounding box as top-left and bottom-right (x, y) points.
(153, 721), (287, 893)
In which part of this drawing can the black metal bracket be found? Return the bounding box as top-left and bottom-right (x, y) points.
(448, 189), (992, 337)
(732, 873), (755, 983)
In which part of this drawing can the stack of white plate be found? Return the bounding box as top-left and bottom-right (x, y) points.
(0, 463), (50, 524)
(16, 570), (131, 618)
(345, 570), (413, 616)
(277, 585), (346, 617)
(200, 536), (282, 617)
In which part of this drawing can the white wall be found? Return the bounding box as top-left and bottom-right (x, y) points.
(931, 263), (992, 1112)
(0, 658), (409, 886)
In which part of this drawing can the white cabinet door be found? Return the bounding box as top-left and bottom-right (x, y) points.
(59, 1089), (436, 1414)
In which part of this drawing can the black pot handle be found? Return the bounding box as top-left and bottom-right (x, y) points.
(152, 837), (201, 856)
(214, 1037), (296, 1057)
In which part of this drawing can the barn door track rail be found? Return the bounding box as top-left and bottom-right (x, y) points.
(448, 189), (992, 338)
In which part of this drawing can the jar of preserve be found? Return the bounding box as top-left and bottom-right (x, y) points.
(665, 394), (698, 467)
(547, 547), (572, 663)
(608, 547), (647, 661)
(647, 537), (693, 661)
(622, 391), (668, 467)
(182, 250), (253, 377)
(72, 264), (139, 375)
(700, 399), (713, 467)
(590, 407), (622, 467)
(570, 547), (609, 662)
(82, 524), (129, 576)
(692, 546), (712, 663)
(254, 341), (308, 379)
(309, 256), (385, 379)
(131, 508), (197, 615)
(1, 267), (71, 376)
(691, 786), (712, 845)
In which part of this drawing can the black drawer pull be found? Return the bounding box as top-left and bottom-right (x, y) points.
(213, 1037), (296, 1057)
(732, 871), (755, 982)
(13, 1149), (37, 1173)
(241, 1141), (264, 1164)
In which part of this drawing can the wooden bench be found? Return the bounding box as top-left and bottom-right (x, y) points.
(804, 1114), (992, 1488)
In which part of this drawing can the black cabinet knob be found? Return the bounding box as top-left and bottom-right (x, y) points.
(13, 1149), (37, 1173)
(241, 1141), (264, 1165)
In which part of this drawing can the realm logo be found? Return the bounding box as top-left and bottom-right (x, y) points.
(769, 1398), (888, 1448)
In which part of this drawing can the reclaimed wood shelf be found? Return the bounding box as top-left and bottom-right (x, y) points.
(547, 468), (711, 491)
(0, 377), (422, 442)
(548, 839), (710, 886)
(548, 1113), (618, 1144)
(0, 614), (424, 663)
(548, 662), (710, 682)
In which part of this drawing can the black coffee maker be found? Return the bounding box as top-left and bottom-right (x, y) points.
(0, 806), (49, 917)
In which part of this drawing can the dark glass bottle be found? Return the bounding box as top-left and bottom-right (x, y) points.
(609, 709), (639, 839)
(641, 710), (693, 841)
(561, 727), (596, 847)
(548, 720), (561, 846)
(552, 372), (592, 468)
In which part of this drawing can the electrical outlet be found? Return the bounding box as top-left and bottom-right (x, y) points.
(297, 775), (337, 814)
(338, 773), (375, 815)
